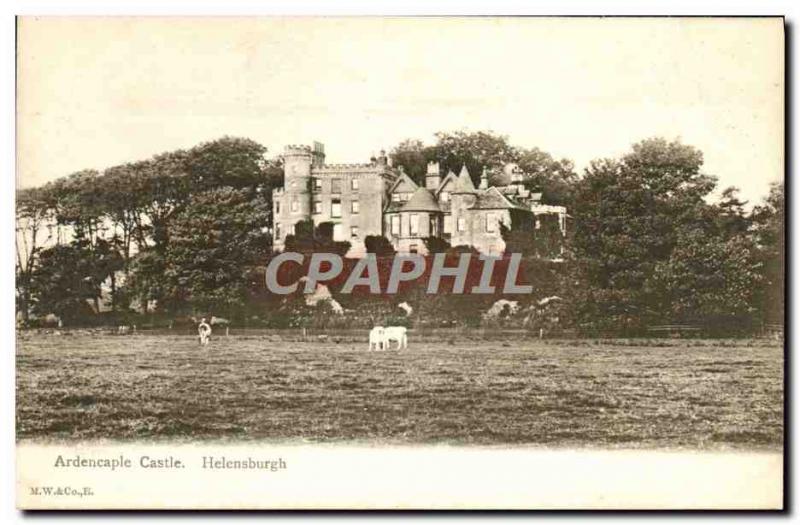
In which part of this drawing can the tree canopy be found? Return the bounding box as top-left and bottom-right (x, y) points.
(567, 137), (772, 333)
(389, 130), (578, 206)
(17, 136), (279, 324)
(15, 132), (783, 334)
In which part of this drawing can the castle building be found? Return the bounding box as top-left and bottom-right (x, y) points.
(272, 143), (568, 257)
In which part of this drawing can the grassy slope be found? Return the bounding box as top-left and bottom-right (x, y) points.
(16, 334), (783, 449)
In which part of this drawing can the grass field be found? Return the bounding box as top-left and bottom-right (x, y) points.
(16, 333), (783, 449)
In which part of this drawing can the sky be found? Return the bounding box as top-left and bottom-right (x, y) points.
(17, 16), (784, 204)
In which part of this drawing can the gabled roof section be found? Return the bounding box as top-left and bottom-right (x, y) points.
(468, 187), (530, 211)
(453, 165), (476, 193)
(435, 170), (458, 195)
(387, 171), (419, 194)
(402, 187), (442, 213)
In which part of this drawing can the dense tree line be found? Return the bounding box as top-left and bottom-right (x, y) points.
(16, 137), (279, 325)
(15, 131), (784, 334)
(565, 138), (781, 334)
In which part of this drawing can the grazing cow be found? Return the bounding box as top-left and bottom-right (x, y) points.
(398, 302), (413, 316)
(198, 318), (212, 346)
(369, 326), (385, 351)
(383, 326), (408, 350)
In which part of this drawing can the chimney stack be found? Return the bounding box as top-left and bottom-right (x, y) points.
(311, 141), (325, 167)
(479, 166), (489, 189)
(425, 161), (441, 190)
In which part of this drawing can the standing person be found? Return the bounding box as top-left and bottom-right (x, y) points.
(198, 318), (212, 346)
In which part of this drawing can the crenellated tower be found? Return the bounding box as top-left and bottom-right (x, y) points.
(282, 145), (314, 221)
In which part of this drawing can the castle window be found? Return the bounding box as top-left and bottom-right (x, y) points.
(351, 201), (359, 214)
(291, 200), (299, 213)
(313, 201), (322, 214)
(351, 226), (359, 238)
(457, 217), (466, 232)
(409, 214), (419, 236)
(333, 223), (344, 241)
(313, 178), (322, 191)
(391, 215), (400, 235)
(409, 244), (419, 254)
(430, 216), (438, 236)
(331, 179), (342, 194)
(486, 213), (497, 233)
(351, 178), (359, 191)
(331, 199), (342, 218)
(275, 224), (281, 239)
(444, 216), (453, 234)
(440, 191), (450, 203)
(275, 201), (281, 215)
(392, 193), (401, 203)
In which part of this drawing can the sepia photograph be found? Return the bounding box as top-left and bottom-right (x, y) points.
(13, 15), (785, 510)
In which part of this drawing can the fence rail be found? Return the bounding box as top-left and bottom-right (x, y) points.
(123, 326), (548, 339)
(20, 324), (783, 341)
(646, 325), (702, 336)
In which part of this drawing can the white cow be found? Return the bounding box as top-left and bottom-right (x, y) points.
(198, 318), (212, 346)
(398, 302), (413, 316)
(383, 326), (408, 350)
(368, 326), (385, 351)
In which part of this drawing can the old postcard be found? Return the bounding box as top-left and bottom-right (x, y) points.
(14, 16), (784, 509)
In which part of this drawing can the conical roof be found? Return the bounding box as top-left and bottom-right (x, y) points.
(402, 187), (442, 212)
(453, 164), (476, 193)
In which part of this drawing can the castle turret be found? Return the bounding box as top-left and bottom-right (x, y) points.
(425, 161), (441, 190)
(283, 145), (313, 182)
(282, 144), (314, 221)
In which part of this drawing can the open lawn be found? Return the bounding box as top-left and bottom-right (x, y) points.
(16, 333), (783, 449)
